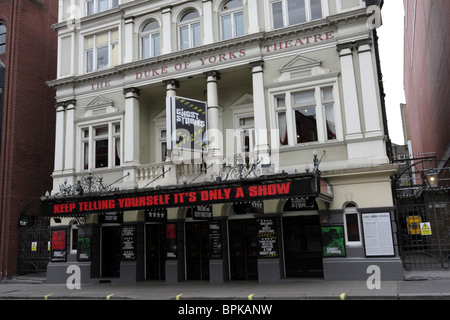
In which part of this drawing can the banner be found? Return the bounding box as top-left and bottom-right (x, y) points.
(42, 179), (318, 217)
(166, 96), (207, 152)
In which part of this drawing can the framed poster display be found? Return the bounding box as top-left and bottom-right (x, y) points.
(77, 237), (91, 261)
(51, 229), (67, 262)
(121, 225), (137, 261)
(321, 226), (346, 257)
(257, 218), (279, 259)
(362, 212), (395, 257)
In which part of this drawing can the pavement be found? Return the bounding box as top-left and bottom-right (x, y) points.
(0, 270), (449, 300)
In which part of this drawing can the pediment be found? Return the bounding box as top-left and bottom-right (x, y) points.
(280, 55), (322, 73)
(83, 95), (117, 118)
(86, 96), (114, 108)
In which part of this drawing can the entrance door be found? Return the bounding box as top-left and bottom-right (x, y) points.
(229, 219), (258, 280)
(101, 225), (121, 278)
(185, 222), (210, 280)
(282, 216), (323, 277)
(146, 224), (166, 280)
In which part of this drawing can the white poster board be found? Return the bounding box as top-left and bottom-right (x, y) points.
(362, 212), (395, 257)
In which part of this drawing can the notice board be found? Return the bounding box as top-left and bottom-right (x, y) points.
(362, 212), (395, 257)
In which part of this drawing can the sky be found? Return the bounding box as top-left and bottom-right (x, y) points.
(377, 1), (406, 145)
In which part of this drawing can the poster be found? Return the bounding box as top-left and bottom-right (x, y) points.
(77, 237), (91, 261)
(166, 96), (207, 152)
(209, 221), (222, 259)
(193, 205), (213, 220)
(122, 225), (137, 261)
(257, 218), (279, 259)
(362, 213), (395, 257)
(321, 226), (346, 257)
(166, 224), (177, 259)
(51, 229), (67, 262)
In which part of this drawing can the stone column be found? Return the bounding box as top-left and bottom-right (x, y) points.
(250, 61), (270, 165)
(64, 100), (76, 175)
(202, 0), (214, 45)
(53, 102), (65, 175)
(248, 0), (260, 34)
(162, 79), (180, 184)
(337, 43), (363, 140)
(124, 17), (134, 63)
(123, 88), (141, 166)
(122, 88), (140, 188)
(161, 6), (173, 55)
(356, 39), (383, 137)
(203, 71), (221, 164)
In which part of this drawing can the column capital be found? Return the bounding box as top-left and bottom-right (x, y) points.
(203, 70), (221, 81)
(162, 79), (180, 89)
(249, 60), (264, 70)
(123, 87), (140, 98)
(337, 42), (355, 55)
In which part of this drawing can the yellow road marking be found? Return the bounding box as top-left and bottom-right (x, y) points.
(176, 294), (183, 300)
(340, 293), (346, 300)
(106, 294), (115, 300)
(248, 294), (255, 300)
(44, 294), (53, 300)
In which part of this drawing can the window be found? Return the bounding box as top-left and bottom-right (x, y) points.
(70, 221), (78, 253)
(179, 10), (201, 50)
(86, 0), (119, 15)
(141, 20), (160, 59)
(85, 29), (119, 73)
(0, 24), (6, 55)
(80, 122), (121, 171)
(270, 84), (341, 147)
(220, 0), (244, 40)
(322, 88), (336, 141)
(237, 116), (255, 156)
(271, 0), (323, 29)
(293, 90), (318, 143)
(159, 129), (167, 162)
(275, 96), (289, 146)
(344, 204), (362, 246)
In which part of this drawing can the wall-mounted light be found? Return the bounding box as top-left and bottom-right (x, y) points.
(426, 169), (439, 188)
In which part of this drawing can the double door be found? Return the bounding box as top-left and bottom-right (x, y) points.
(146, 224), (166, 280)
(282, 216), (323, 277)
(229, 219), (258, 280)
(185, 222), (210, 280)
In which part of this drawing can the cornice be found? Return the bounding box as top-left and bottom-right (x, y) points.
(48, 7), (371, 89)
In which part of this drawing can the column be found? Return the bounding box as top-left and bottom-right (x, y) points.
(202, 0), (214, 45)
(337, 43), (363, 140)
(203, 71), (221, 161)
(356, 39), (383, 137)
(54, 102), (65, 174)
(124, 17), (134, 64)
(163, 79), (180, 158)
(123, 88), (140, 166)
(250, 61), (270, 165)
(247, 0), (260, 34)
(161, 6), (173, 55)
(162, 80), (179, 185)
(64, 100), (76, 175)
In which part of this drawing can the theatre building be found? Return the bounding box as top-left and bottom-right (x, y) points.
(44, 0), (403, 283)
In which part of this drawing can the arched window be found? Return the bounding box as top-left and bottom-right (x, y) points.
(141, 20), (160, 59)
(0, 24), (6, 55)
(179, 10), (200, 50)
(343, 203), (362, 246)
(220, 0), (244, 40)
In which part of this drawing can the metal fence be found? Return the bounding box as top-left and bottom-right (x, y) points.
(393, 154), (450, 270)
(17, 217), (50, 275)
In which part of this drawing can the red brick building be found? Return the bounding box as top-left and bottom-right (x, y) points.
(403, 0), (450, 164)
(0, 0), (57, 279)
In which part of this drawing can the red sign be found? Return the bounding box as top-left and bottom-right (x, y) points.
(42, 176), (318, 217)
